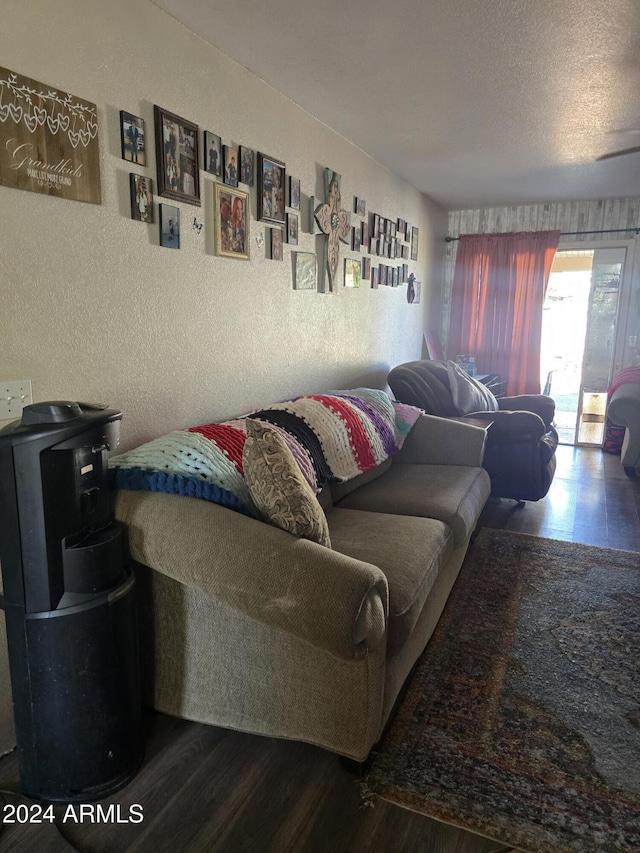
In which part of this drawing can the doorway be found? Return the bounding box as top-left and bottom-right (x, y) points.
(540, 246), (627, 446)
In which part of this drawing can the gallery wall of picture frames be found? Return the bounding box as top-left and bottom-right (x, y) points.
(114, 92), (421, 296)
(0, 63), (421, 301)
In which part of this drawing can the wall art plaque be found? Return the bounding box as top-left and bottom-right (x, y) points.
(0, 67), (101, 204)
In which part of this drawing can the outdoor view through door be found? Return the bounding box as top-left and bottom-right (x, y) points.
(541, 247), (626, 445)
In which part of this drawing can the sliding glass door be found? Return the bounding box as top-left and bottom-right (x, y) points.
(541, 244), (630, 446)
(576, 247), (625, 445)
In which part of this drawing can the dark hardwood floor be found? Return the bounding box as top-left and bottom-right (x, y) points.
(480, 443), (640, 551)
(1, 446), (638, 853)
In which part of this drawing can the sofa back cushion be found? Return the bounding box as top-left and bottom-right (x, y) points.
(329, 457), (392, 503)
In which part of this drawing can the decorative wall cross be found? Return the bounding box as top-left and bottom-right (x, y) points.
(314, 170), (350, 291)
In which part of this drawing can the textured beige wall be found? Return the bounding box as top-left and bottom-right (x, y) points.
(0, 0), (445, 451)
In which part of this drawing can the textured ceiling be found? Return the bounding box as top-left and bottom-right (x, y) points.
(150, 0), (640, 210)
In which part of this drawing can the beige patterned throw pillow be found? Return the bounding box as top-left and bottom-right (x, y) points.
(243, 419), (331, 548)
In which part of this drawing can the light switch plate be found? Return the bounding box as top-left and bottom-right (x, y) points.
(0, 380), (33, 420)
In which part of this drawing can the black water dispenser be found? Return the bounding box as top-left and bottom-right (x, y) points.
(0, 401), (142, 802)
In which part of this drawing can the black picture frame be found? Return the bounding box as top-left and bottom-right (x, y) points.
(411, 226), (419, 260)
(270, 227), (283, 260)
(154, 105), (200, 206)
(120, 111), (146, 166)
(223, 145), (239, 187)
(204, 131), (221, 176)
(129, 173), (153, 223)
(289, 176), (300, 210)
(239, 146), (254, 186)
(286, 212), (298, 245)
(257, 152), (286, 224)
(159, 203), (180, 248)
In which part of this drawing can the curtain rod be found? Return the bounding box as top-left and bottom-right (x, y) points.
(444, 226), (640, 243)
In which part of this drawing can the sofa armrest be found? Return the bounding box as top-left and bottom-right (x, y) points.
(608, 382), (640, 427)
(393, 414), (487, 467)
(499, 394), (555, 427)
(113, 490), (388, 662)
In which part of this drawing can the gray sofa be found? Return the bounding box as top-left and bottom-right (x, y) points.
(112, 413), (491, 762)
(608, 381), (640, 476)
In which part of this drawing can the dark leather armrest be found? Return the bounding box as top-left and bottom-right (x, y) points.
(498, 394), (555, 427)
(467, 408), (546, 439)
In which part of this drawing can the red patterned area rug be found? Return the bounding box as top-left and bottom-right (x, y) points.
(365, 528), (640, 853)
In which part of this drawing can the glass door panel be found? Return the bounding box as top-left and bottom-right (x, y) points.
(576, 247), (625, 445)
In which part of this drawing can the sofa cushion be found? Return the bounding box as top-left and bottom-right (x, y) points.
(326, 507), (452, 656)
(447, 360), (499, 415)
(329, 457), (392, 503)
(334, 463), (490, 547)
(243, 420), (331, 547)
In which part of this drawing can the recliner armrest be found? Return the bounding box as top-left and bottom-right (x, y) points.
(478, 408), (546, 439)
(498, 394), (555, 427)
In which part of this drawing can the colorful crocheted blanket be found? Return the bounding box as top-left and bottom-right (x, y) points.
(109, 388), (423, 516)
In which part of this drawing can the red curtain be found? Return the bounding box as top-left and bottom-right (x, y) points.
(448, 231), (560, 396)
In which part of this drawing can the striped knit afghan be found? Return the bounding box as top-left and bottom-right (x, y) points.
(109, 388), (423, 515)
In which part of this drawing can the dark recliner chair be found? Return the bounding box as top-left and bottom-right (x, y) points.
(388, 360), (559, 503)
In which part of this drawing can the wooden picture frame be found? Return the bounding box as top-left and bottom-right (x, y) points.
(154, 105), (200, 206)
(257, 152), (286, 224)
(0, 66), (101, 205)
(214, 183), (249, 260)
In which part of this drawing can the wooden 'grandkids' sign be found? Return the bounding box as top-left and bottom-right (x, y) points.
(0, 67), (101, 204)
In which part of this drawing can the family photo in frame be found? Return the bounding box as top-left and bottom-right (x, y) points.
(129, 174), (153, 223)
(224, 145), (239, 187)
(154, 105), (200, 206)
(120, 111), (146, 166)
(270, 227), (283, 260)
(159, 203), (180, 249)
(215, 184), (249, 260)
(257, 152), (286, 224)
(240, 146), (254, 186)
(204, 131), (222, 176)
